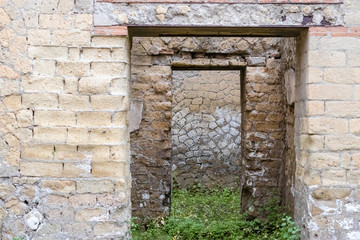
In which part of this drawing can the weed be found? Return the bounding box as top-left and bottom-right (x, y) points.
(132, 188), (300, 240)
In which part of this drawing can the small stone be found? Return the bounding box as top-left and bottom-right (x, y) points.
(156, 5), (167, 14)
(25, 209), (43, 230)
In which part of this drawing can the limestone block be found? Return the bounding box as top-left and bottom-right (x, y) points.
(323, 169), (347, 186)
(89, 128), (126, 144)
(44, 195), (69, 208)
(347, 170), (360, 185)
(82, 48), (111, 61)
(313, 188), (351, 201)
(75, 14), (92, 30)
(77, 180), (115, 194)
(20, 162), (63, 177)
(325, 102), (360, 117)
(307, 101), (324, 116)
(63, 163), (90, 177)
(22, 76), (63, 92)
(89, 146), (109, 162)
(0, 28), (16, 48)
(92, 162), (125, 178)
(28, 46), (68, 59)
(79, 77), (111, 94)
(22, 93), (58, 109)
(34, 127), (67, 143)
(0, 183), (15, 200)
(0, 8), (10, 27)
(324, 68), (360, 84)
(40, 0), (57, 13)
(63, 223), (92, 237)
(46, 208), (74, 221)
(64, 77), (79, 93)
(59, 94), (89, 110)
(9, 36), (27, 56)
(348, 52), (360, 67)
(91, 95), (129, 111)
(350, 119), (360, 135)
(0, 80), (19, 96)
(28, 29), (50, 45)
(23, 10), (39, 28)
(67, 128), (88, 145)
(68, 47), (80, 61)
(52, 30), (90, 46)
(320, 37), (360, 51)
(113, 112), (127, 127)
(111, 78), (128, 95)
(21, 144), (54, 160)
(75, 208), (106, 221)
(0, 206), (7, 221)
(112, 48), (128, 61)
(57, 62), (90, 77)
(14, 58), (32, 74)
(3, 95), (21, 110)
(77, 111), (112, 127)
(42, 180), (76, 194)
(355, 86), (360, 101)
(33, 60), (56, 76)
(308, 117), (347, 134)
(55, 145), (86, 160)
(309, 51), (346, 67)
(0, 65), (19, 79)
(69, 194), (96, 208)
(34, 110), (75, 127)
(57, 0), (74, 13)
(91, 62), (126, 77)
(308, 153), (340, 169)
(6, 148), (19, 166)
(14, 128), (32, 143)
(94, 222), (127, 236)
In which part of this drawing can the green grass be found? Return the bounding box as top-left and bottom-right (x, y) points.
(131, 187), (300, 240)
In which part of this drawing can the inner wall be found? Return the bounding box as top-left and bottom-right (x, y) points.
(171, 70), (241, 189)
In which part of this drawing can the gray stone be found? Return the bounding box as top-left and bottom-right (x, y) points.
(75, 0), (93, 12)
(247, 57), (266, 66)
(25, 209), (43, 230)
(284, 69), (295, 105)
(129, 100), (143, 132)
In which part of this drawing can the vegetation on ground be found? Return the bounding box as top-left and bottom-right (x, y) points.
(130, 186), (301, 240)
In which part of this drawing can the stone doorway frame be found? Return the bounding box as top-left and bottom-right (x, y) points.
(128, 26), (306, 220)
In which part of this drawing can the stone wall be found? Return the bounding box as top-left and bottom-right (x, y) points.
(171, 70), (241, 188)
(0, 1), (131, 239)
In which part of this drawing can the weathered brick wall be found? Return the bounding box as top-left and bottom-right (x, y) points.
(171, 70), (241, 188)
(241, 52), (288, 217)
(0, 1), (131, 239)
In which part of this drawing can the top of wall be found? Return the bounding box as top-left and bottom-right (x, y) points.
(96, 0), (342, 3)
(94, 1), (344, 27)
